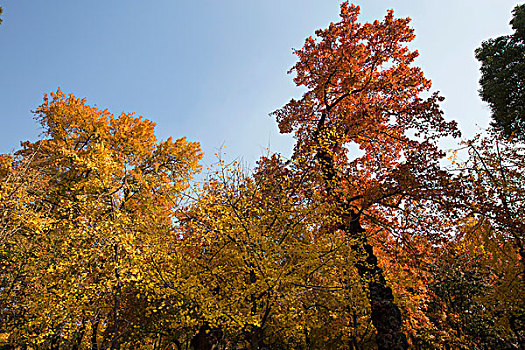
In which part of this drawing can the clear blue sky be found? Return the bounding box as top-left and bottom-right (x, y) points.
(0, 1), (520, 169)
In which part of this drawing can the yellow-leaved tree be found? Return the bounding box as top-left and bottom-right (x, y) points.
(1, 89), (202, 349)
(179, 154), (377, 349)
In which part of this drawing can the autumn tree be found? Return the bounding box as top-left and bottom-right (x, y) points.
(1, 89), (202, 349)
(461, 131), (525, 273)
(421, 219), (524, 349)
(180, 154), (385, 349)
(441, 131), (525, 347)
(272, 2), (458, 349)
(398, 126), (525, 349)
(0, 153), (52, 342)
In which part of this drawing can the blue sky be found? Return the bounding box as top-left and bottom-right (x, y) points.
(0, 1), (520, 169)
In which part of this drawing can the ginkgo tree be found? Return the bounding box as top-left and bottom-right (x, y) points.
(180, 154), (381, 349)
(0, 152), (53, 341)
(1, 89), (202, 349)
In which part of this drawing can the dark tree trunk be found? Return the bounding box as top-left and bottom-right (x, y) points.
(91, 319), (100, 350)
(316, 147), (408, 350)
(246, 326), (266, 350)
(71, 321), (86, 350)
(352, 235), (408, 350)
(190, 324), (222, 350)
(49, 335), (60, 350)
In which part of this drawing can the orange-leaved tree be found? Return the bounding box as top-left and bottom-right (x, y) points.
(272, 2), (459, 349)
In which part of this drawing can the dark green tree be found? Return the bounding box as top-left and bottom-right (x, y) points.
(475, 4), (525, 140)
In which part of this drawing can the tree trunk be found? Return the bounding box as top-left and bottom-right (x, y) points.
(91, 319), (100, 350)
(316, 148), (408, 350)
(352, 237), (408, 350)
(190, 324), (222, 350)
(71, 319), (86, 350)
